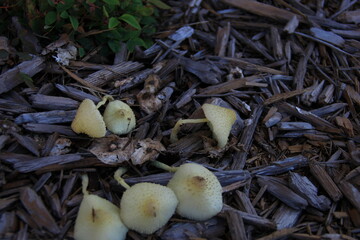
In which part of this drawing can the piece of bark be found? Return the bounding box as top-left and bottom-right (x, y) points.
(309, 162), (343, 202)
(22, 123), (76, 136)
(301, 80), (325, 106)
(294, 42), (314, 90)
(83, 61), (144, 86)
(0, 98), (35, 114)
(339, 180), (360, 212)
(289, 172), (331, 211)
(20, 187), (60, 234)
(15, 110), (76, 124)
(235, 190), (258, 215)
(225, 210), (248, 240)
(3, 153), (82, 173)
(215, 22), (231, 57)
(200, 75), (261, 95)
(318, 84), (335, 104)
(0, 56), (45, 94)
(264, 112), (282, 128)
(30, 94), (79, 110)
(231, 105), (263, 169)
(270, 26), (283, 59)
(277, 102), (340, 133)
(230, 28), (274, 61)
(219, 57), (284, 75)
(0, 211), (18, 235)
(272, 204), (302, 229)
(10, 132), (40, 157)
(116, 68), (154, 93)
(0, 135), (10, 151)
(335, 116), (354, 137)
(223, 204), (277, 230)
(55, 84), (101, 103)
(338, 10), (360, 24)
(251, 155), (308, 176)
(310, 27), (345, 47)
(284, 15), (300, 34)
(310, 103), (347, 117)
(178, 56), (223, 84)
(278, 122), (315, 131)
(161, 217), (226, 240)
(257, 227), (300, 240)
(257, 175), (308, 210)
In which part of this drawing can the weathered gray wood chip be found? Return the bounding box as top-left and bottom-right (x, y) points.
(20, 187), (60, 234)
(257, 175), (308, 210)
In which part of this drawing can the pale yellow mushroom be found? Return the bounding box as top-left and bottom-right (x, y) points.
(71, 99), (106, 138)
(114, 168), (178, 234)
(74, 175), (128, 240)
(167, 163), (223, 221)
(170, 104), (236, 148)
(103, 100), (136, 135)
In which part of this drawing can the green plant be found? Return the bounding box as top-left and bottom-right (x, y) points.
(0, 0), (170, 55)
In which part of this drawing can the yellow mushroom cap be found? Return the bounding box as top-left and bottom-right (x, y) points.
(71, 99), (106, 138)
(202, 103), (236, 148)
(167, 163), (223, 221)
(120, 182), (178, 234)
(74, 194), (128, 240)
(103, 100), (136, 135)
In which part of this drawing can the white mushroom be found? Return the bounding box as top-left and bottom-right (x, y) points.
(71, 99), (106, 138)
(114, 168), (178, 234)
(74, 175), (128, 240)
(103, 100), (136, 135)
(167, 163), (223, 221)
(170, 104), (236, 148)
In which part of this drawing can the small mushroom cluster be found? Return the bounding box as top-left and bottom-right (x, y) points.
(74, 163), (223, 239)
(71, 96), (136, 138)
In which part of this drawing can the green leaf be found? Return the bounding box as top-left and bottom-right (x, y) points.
(119, 14), (141, 30)
(126, 37), (146, 51)
(108, 17), (120, 28)
(69, 15), (79, 30)
(102, 6), (109, 18)
(108, 40), (121, 52)
(103, 0), (120, 5)
(45, 11), (57, 25)
(56, 0), (75, 12)
(138, 6), (154, 16)
(78, 47), (85, 58)
(148, 0), (171, 10)
(17, 73), (35, 88)
(60, 11), (69, 19)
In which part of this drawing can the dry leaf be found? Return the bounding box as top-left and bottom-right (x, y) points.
(89, 135), (135, 164)
(131, 138), (166, 165)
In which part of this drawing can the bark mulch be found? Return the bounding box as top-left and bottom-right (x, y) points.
(1, 0), (360, 239)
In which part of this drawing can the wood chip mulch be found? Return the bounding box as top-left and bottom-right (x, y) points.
(1, 0), (360, 239)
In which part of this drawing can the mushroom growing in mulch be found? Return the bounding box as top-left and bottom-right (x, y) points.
(74, 175), (128, 240)
(114, 168), (178, 234)
(170, 103), (236, 148)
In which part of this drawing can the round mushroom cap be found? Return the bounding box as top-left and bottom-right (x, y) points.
(103, 100), (136, 135)
(120, 182), (178, 234)
(74, 194), (128, 240)
(202, 104), (236, 148)
(71, 99), (106, 138)
(167, 163), (223, 221)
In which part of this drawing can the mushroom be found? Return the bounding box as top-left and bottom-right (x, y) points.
(71, 99), (106, 138)
(170, 104), (236, 148)
(114, 168), (178, 234)
(103, 100), (136, 135)
(74, 175), (128, 240)
(166, 163), (223, 221)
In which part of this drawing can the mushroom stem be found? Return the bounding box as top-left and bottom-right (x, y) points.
(170, 118), (208, 143)
(151, 160), (178, 173)
(96, 95), (114, 109)
(81, 174), (89, 196)
(114, 168), (131, 189)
